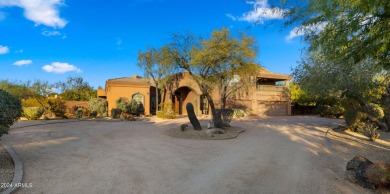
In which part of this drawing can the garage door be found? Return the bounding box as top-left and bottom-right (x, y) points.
(257, 101), (288, 116)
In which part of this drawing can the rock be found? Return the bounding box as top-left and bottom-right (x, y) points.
(207, 121), (213, 129)
(346, 156), (375, 189)
(205, 128), (226, 137)
(180, 124), (190, 131)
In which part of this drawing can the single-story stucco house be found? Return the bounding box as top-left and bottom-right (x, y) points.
(97, 65), (292, 116)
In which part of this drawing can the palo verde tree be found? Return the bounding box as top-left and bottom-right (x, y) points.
(293, 50), (389, 135)
(137, 46), (175, 112)
(166, 28), (257, 127)
(257, 0), (390, 134)
(56, 76), (96, 101)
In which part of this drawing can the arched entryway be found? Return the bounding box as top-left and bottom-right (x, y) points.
(132, 93), (145, 114)
(172, 86), (200, 115)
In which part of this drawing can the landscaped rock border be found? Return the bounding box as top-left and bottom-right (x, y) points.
(163, 125), (245, 140)
(0, 142), (23, 194)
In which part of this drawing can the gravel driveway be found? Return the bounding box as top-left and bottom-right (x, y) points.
(1, 116), (373, 194)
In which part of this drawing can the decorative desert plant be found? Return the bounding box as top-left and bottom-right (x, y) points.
(232, 108), (245, 118)
(156, 111), (163, 118)
(89, 110), (98, 118)
(111, 108), (122, 119)
(186, 103), (201, 130)
(21, 98), (42, 107)
(158, 102), (175, 119)
(23, 107), (44, 120)
(48, 98), (66, 118)
(75, 108), (83, 119)
(0, 90), (22, 137)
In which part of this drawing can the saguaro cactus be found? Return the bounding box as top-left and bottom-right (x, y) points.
(186, 103), (202, 130)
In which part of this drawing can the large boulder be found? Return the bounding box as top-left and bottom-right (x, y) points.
(346, 156), (375, 189)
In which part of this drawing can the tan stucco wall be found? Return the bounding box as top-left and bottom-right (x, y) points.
(102, 67), (292, 116)
(106, 81), (151, 116)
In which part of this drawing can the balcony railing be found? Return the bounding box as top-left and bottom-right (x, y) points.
(256, 85), (286, 92)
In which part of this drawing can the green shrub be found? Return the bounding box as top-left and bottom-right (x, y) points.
(156, 111), (163, 118)
(158, 102), (175, 119)
(320, 105), (345, 118)
(129, 99), (138, 114)
(116, 97), (139, 115)
(365, 103), (384, 119)
(89, 98), (108, 116)
(111, 108), (122, 119)
(21, 98), (42, 107)
(63, 112), (71, 119)
(48, 98), (66, 117)
(232, 109), (245, 118)
(0, 90), (22, 137)
(75, 108), (83, 119)
(23, 107), (44, 120)
(89, 110), (98, 118)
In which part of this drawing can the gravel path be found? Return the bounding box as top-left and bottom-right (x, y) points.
(0, 144), (14, 193)
(1, 116), (383, 194)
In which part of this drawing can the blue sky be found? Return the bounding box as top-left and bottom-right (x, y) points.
(0, 0), (305, 88)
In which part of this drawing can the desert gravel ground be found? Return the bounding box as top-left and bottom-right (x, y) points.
(0, 144), (14, 193)
(1, 116), (388, 194)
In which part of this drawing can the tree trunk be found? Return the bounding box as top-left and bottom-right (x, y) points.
(206, 93), (223, 128)
(220, 84), (228, 110)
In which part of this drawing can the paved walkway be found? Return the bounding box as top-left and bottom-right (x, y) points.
(1, 116), (371, 194)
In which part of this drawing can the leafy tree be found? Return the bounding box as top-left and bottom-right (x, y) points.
(266, 0), (389, 69)
(0, 80), (31, 99)
(89, 98), (108, 116)
(137, 47), (175, 112)
(27, 80), (54, 113)
(48, 98), (67, 117)
(293, 51), (389, 132)
(56, 76), (96, 101)
(0, 90), (22, 137)
(164, 28), (257, 127)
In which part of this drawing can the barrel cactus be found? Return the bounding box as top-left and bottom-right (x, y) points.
(186, 103), (201, 130)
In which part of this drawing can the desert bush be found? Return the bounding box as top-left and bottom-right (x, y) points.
(158, 102), (175, 119)
(89, 98), (108, 116)
(48, 98), (66, 117)
(89, 110), (98, 118)
(156, 111), (163, 118)
(116, 97), (129, 112)
(75, 108), (83, 119)
(63, 112), (71, 119)
(111, 108), (122, 119)
(21, 98), (42, 107)
(232, 109), (245, 118)
(318, 105), (345, 118)
(366, 162), (390, 188)
(0, 90), (22, 137)
(23, 107), (44, 120)
(365, 103), (384, 119)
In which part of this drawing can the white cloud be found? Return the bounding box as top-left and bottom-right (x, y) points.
(225, 14), (237, 21)
(13, 59), (32, 66)
(286, 22), (328, 40)
(226, 0), (285, 24)
(42, 30), (61, 36)
(0, 45), (9, 54)
(42, 62), (81, 74)
(0, 0), (67, 28)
